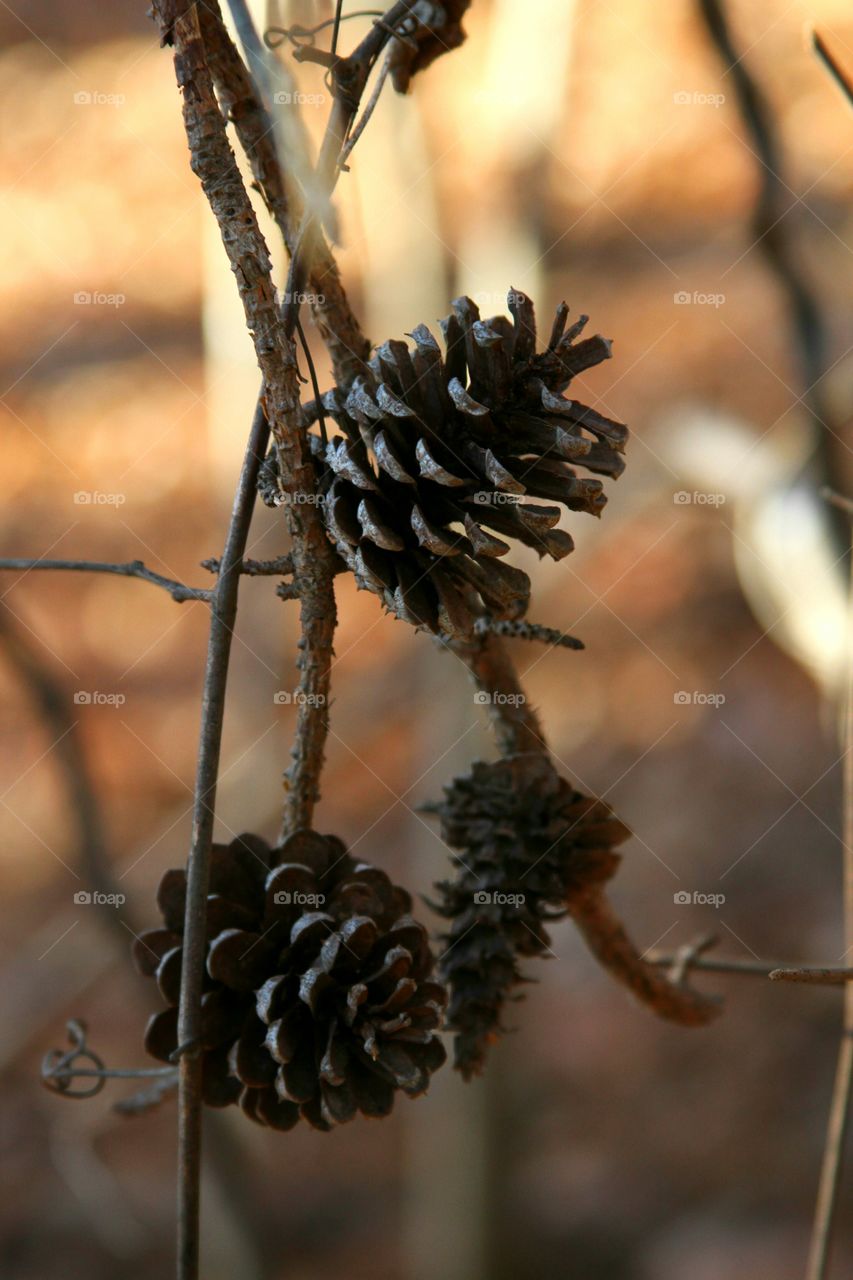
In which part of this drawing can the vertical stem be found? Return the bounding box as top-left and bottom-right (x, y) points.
(177, 402), (269, 1280)
(805, 548), (853, 1280)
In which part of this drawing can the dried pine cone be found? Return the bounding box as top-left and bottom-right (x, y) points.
(387, 1), (471, 93)
(305, 290), (627, 639)
(432, 754), (630, 1079)
(134, 831), (447, 1131)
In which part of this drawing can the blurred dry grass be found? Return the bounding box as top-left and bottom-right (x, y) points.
(2, 2), (853, 1278)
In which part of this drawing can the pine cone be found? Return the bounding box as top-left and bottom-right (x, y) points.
(134, 831), (447, 1131)
(387, 2), (471, 93)
(306, 290), (627, 639)
(432, 753), (630, 1078)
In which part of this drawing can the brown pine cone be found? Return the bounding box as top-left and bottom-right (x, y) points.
(134, 831), (447, 1131)
(431, 753), (630, 1079)
(387, 1), (472, 93)
(304, 290), (627, 639)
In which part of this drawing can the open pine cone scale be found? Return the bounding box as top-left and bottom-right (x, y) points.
(304, 290), (627, 638)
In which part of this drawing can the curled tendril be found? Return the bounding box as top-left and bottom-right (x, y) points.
(264, 12), (384, 51)
(42, 1019), (107, 1099)
(42, 1018), (177, 1104)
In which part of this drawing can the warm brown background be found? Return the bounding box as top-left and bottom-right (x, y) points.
(2, 1), (853, 1277)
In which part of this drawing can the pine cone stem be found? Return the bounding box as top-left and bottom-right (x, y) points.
(451, 633), (546, 756)
(567, 888), (721, 1026)
(450, 642), (721, 1032)
(281, 542), (337, 836)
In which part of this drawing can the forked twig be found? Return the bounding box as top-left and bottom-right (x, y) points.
(0, 558), (210, 602)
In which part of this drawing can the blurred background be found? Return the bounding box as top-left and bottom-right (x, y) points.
(2, 1), (853, 1277)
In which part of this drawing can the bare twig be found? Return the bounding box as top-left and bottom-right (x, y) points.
(696, 0), (851, 556)
(568, 890), (721, 1026)
(198, 0), (370, 386)
(339, 52), (392, 171)
(812, 30), (853, 109)
(0, 558), (210, 603)
(200, 554), (293, 576)
(823, 487), (853, 519)
(113, 1073), (180, 1116)
(279, 0), (422, 338)
(646, 948), (853, 984)
(472, 616), (585, 651)
(771, 968), (853, 986)
(175, 395), (268, 1280)
(697, 0), (829, 419)
(42, 1019), (176, 1100)
(805, 509), (853, 1280)
(151, 3), (352, 1267)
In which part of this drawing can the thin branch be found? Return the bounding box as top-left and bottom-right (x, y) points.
(568, 890), (721, 1026)
(812, 29), (853, 109)
(198, 0), (370, 386)
(113, 1073), (180, 1117)
(805, 508), (853, 1280)
(696, 0), (844, 550)
(200, 554), (293, 576)
(771, 968), (853, 986)
(151, 4), (352, 1267)
(472, 616), (585, 651)
(43, 1017), (179, 1113)
(339, 52), (391, 171)
(280, 0), (422, 338)
(697, 0), (829, 409)
(295, 314), (328, 447)
(646, 949), (853, 984)
(823, 487), (853, 518)
(0, 558), (210, 603)
(173, 396), (268, 1280)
